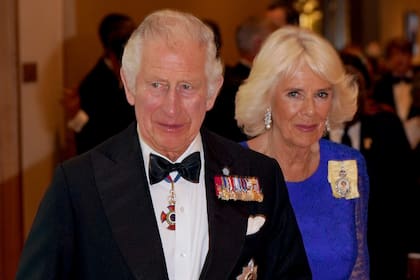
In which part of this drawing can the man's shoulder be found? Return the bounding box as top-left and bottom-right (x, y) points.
(64, 123), (138, 168)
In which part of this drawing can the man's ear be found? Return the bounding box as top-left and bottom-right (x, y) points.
(121, 68), (135, 106)
(206, 75), (224, 111)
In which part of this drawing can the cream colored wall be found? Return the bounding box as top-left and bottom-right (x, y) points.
(64, 0), (272, 88)
(19, 0), (64, 235)
(379, 0), (420, 61)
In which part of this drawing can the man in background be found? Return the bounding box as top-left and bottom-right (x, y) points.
(204, 16), (276, 142)
(66, 13), (136, 154)
(266, 0), (300, 28)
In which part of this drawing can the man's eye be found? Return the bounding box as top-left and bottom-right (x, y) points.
(151, 82), (162, 88)
(180, 83), (192, 90)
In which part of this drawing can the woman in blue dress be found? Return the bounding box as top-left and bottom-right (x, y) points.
(235, 26), (369, 279)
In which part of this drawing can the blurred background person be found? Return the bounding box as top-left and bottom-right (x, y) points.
(372, 37), (420, 149)
(202, 18), (223, 59)
(236, 26), (369, 279)
(332, 52), (417, 280)
(204, 16), (276, 142)
(265, 0), (300, 28)
(65, 13), (136, 154)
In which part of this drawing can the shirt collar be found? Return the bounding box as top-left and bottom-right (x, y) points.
(136, 125), (204, 182)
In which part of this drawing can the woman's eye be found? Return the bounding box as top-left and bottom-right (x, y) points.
(287, 91), (300, 98)
(317, 91), (329, 98)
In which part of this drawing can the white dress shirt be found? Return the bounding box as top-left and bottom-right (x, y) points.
(138, 128), (209, 280)
(393, 81), (413, 121)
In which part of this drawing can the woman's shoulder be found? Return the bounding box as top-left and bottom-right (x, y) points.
(320, 138), (365, 162)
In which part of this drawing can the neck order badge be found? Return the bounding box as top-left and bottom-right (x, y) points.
(149, 152), (201, 230)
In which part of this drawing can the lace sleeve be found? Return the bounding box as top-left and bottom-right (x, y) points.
(350, 155), (370, 279)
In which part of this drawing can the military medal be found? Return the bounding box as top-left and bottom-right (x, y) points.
(237, 259), (258, 280)
(214, 175), (263, 202)
(336, 169), (351, 197)
(161, 205), (176, 230)
(328, 160), (359, 199)
(161, 176), (177, 230)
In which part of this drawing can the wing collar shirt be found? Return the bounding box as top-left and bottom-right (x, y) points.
(137, 126), (209, 280)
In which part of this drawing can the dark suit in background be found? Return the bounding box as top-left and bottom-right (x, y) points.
(204, 63), (249, 142)
(72, 13), (136, 154)
(204, 16), (276, 142)
(75, 58), (135, 154)
(360, 111), (417, 280)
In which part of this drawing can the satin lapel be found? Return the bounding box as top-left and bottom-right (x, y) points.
(199, 130), (248, 279)
(93, 125), (168, 280)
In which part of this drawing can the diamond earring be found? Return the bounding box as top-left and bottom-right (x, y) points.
(264, 108), (272, 130)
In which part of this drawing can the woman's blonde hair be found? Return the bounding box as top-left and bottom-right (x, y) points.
(235, 26), (358, 137)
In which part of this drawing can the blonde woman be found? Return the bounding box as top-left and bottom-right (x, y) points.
(236, 26), (369, 279)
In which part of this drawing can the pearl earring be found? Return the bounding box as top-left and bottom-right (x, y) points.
(325, 119), (330, 132)
(264, 108), (272, 130)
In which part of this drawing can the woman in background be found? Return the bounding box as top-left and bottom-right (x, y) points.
(236, 26), (369, 279)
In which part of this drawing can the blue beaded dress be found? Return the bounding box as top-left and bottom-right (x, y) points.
(241, 139), (369, 279)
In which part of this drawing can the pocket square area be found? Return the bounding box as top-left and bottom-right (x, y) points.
(246, 215), (266, 235)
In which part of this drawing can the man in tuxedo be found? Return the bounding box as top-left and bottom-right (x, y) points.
(67, 13), (136, 154)
(372, 37), (420, 149)
(16, 10), (310, 279)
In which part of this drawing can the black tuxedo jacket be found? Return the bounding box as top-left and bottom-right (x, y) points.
(372, 71), (420, 119)
(359, 112), (418, 279)
(17, 123), (311, 279)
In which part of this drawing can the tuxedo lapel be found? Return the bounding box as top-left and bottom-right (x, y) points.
(93, 124), (169, 280)
(199, 130), (248, 279)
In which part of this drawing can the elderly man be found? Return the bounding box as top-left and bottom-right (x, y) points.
(16, 10), (310, 279)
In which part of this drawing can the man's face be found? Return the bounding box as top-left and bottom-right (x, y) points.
(266, 8), (287, 28)
(123, 38), (219, 161)
(388, 49), (412, 76)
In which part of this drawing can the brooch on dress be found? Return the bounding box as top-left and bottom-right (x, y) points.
(327, 160), (359, 199)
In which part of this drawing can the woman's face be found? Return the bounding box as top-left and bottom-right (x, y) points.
(270, 63), (333, 148)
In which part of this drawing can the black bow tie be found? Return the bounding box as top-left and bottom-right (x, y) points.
(149, 152), (201, 185)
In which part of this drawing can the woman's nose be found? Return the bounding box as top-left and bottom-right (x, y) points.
(302, 97), (315, 116)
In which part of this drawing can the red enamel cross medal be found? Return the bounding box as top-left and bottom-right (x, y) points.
(161, 176), (176, 230)
(161, 205), (176, 230)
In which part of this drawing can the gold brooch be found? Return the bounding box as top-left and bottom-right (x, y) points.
(327, 160), (359, 199)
